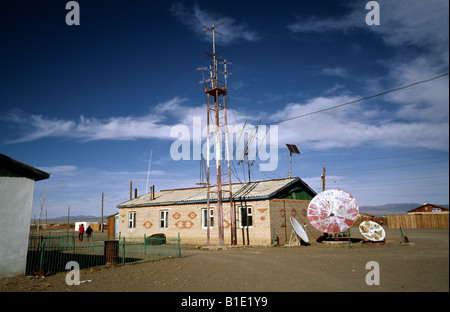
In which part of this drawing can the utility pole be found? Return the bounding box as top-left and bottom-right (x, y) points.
(101, 192), (104, 232)
(322, 167), (326, 191)
(67, 206), (70, 234)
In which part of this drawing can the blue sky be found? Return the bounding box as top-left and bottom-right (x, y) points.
(1, 0), (448, 218)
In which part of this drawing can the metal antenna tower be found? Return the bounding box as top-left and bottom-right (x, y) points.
(198, 23), (236, 246)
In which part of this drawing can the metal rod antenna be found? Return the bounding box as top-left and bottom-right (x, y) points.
(223, 95), (235, 245)
(206, 95), (211, 246)
(146, 149), (152, 194)
(224, 59), (228, 88)
(209, 65), (214, 89)
(212, 26), (218, 88)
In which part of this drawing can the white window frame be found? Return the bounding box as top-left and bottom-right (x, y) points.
(239, 206), (253, 228)
(202, 208), (214, 229)
(159, 210), (169, 229)
(128, 211), (136, 229)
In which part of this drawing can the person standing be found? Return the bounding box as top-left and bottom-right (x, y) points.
(79, 223), (85, 242)
(86, 225), (93, 241)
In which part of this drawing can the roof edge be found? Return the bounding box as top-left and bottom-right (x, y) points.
(0, 153), (50, 181)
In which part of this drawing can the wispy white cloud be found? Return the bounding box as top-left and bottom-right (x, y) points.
(38, 165), (78, 175)
(288, 14), (359, 34)
(271, 94), (449, 151)
(288, 0), (448, 47)
(3, 98), (190, 143)
(369, 0), (449, 52)
(285, 0), (449, 152)
(5, 85), (448, 152)
(169, 3), (259, 45)
(324, 83), (346, 95)
(3, 96), (252, 145)
(385, 57), (449, 124)
(321, 67), (350, 78)
(4, 113), (173, 143)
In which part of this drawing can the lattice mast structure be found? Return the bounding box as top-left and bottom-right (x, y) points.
(198, 23), (236, 246)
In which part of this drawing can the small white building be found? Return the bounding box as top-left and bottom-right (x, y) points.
(0, 154), (49, 277)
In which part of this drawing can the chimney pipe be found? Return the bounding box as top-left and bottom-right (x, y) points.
(130, 180), (132, 200)
(135, 188), (137, 198)
(152, 185), (155, 200)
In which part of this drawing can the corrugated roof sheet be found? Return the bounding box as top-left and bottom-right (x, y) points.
(117, 177), (306, 208)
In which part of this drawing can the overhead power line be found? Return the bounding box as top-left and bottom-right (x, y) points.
(267, 72), (449, 126)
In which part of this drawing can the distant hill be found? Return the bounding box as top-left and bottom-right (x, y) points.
(31, 215), (103, 225)
(360, 203), (449, 216)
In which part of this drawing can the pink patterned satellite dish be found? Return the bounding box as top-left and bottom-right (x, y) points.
(307, 189), (359, 233)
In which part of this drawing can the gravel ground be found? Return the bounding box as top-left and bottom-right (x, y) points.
(0, 228), (448, 293)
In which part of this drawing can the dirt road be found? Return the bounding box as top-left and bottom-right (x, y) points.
(0, 228), (448, 293)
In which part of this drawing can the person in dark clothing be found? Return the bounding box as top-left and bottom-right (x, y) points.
(86, 225), (93, 241)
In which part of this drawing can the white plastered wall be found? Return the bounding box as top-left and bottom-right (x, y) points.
(0, 177), (35, 277)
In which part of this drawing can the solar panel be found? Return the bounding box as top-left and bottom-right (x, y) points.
(286, 144), (300, 154)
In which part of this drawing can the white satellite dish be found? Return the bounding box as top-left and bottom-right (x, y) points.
(359, 220), (385, 242)
(290, 216), (309, 243)
(307, 189), (359, 234)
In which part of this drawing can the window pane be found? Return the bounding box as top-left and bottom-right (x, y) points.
(129, 212), (136, 228)
(160, 210), (168, 228)
(202, 209), (207, 227)
(241, 207), (247, 227)
(202, 208), (214, 228)
(240, 207), (252, 227)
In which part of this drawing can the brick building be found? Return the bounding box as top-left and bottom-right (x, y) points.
(116, 178), (322, 245)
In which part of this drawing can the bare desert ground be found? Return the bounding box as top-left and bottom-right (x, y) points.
(0, 228), (448, 293)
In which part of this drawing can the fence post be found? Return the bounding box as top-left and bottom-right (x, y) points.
(177, 232), (181, 258)
(347, 228), (351, 248)
(122, 237), (125, 265)
(39, 240), (45, 270)
(143, 234), (146, 255)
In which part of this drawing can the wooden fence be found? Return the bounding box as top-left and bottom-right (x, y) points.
(354, 214), (449, 229)
(386, 214), (449, 229)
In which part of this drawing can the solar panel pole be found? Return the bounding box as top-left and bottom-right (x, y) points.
(286, 144), (300, 179)
(289, 152), (293, 178)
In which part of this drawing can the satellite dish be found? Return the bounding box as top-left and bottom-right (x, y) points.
(290, 216), (309, 243)
(359, 220), (385, 242)
(307, 189), (359, 233)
